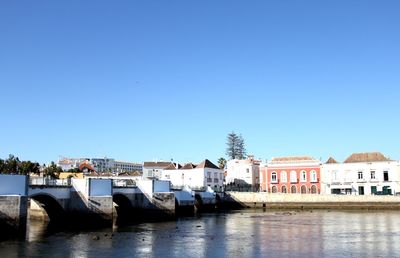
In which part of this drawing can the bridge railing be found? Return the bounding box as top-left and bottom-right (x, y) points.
(112, 179), (137, 188)
(29, 177), (71, 187)
(171, 185), (206, 191)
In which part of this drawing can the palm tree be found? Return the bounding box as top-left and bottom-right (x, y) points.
(218, 157), (227, 169)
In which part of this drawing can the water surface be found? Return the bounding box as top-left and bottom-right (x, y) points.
(1, 210), (400, 257)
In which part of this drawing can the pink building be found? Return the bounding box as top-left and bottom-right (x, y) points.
(261, 156), (321, 194)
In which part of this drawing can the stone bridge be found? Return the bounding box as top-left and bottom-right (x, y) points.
(0, 175), (175, 234)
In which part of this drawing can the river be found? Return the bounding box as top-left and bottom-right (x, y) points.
(1, 209), (400, 257)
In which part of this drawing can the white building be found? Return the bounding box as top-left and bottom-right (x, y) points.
(160, 159), (225, 191)
(226, 156), (260, 189)
(321, 152), (400, 195)
(57, 156), (142, 175)
(57, 157), (90, 171)
(113, 160), (142, 174)
(142, 161), (177, 179)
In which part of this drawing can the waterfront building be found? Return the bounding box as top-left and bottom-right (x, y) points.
(261, 156), (321, 194)
(161, 159), (225, 191)
(321, 152), (400, 195)
(225, 155), (261, 190)
(142, 161), (178, 179)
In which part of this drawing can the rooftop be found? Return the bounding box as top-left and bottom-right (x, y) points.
(344, 152), (391, 163)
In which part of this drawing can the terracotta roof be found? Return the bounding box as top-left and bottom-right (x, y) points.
(325, 157), (338, 164)
(181, 163), (196, 169)
(344, 152), (390, 163)
(143, 162), (173, 168)
(196, 159), (219, 169)
(118, 171), (141, 176)
(163, 163), (178, 170)
(271, 156), (315, 162)
(79, 162), (96, 172)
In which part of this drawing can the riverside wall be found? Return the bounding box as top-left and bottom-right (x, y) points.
(225, 192), (400, 210)
(0, 195), (27, 234)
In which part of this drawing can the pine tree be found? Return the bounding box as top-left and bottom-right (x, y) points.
(236, 134), (246, 160)
(226, 132), (246, 160)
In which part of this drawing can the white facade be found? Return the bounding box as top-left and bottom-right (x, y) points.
(322, 160), (400, 195)
(142, 162), (173, 179)
(57, 157), (89, 171)
(226, 156), (260, 187)
(162, 167), (224, 191)
(113, 161), (142, 173)
(57, 157), (142, 174)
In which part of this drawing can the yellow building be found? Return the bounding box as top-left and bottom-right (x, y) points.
(58, 172), (84, 179)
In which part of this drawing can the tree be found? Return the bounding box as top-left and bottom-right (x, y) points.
(43, 162), (62, 179)
(218, 157), (227, 169)
(67, 168), (81, 173)
(236, 134), (246, 160)
(5, 154), (20, 174)
(0, 159), (5, 173)
(226, 131), (246, 160)
(0, 154), (41, 175)
(19, 161), (40, 175)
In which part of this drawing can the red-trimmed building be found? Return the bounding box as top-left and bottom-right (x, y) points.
(260, 156), (321, 194)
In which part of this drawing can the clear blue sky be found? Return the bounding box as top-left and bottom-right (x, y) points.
(1, 1), (399, 165)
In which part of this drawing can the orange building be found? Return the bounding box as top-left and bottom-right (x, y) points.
(260, 156), (321, 194)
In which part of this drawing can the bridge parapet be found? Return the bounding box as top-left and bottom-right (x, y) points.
(30, 177), (71, 187)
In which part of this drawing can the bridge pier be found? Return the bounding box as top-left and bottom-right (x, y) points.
(69, 178), (113, 226)
(0, 175), (29, 236)
(0, 195), (28, 236)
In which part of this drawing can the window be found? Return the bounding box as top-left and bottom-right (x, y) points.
(371, 186), (377, 194)
(246, 168), (250, 173)
(291, 185), (297, 193)
(370, 171), (376, 180)
(301, 185), (307, 194)
(301, 171), (307, 182)
(214, 172), (218, 178)
(311, 185), (317, 194)
(281, 171), (287, 183)
(358, 171), (363, 180)
(207, 172), (211, 178)
(290, 171), (297, 183)
(220, 173), (224, 180)
(310, 170), (317, 182)
(271, 172), (277, 183)
(358, 186), (364, 195)
(384, 171), (389, 181)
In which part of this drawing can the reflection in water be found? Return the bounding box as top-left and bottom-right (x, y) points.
(1, 210), (400, 257)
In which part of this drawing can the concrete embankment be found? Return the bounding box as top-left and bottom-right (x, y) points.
(224, 192), (400, 210)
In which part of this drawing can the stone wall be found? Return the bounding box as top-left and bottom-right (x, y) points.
(0, 195), (27, 233)
(225, 192), (400, 209)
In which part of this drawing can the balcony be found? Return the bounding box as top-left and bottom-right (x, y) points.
(270, 179), (279, 184)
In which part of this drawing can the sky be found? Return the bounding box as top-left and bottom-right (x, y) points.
(1, 1), (400, 165)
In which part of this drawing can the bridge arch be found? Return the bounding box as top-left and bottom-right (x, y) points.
(29, 193), (66, 223)
(113, 193), (134, 223)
